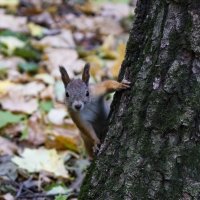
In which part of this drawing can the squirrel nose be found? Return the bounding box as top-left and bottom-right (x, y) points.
(75, 104), (82, 110)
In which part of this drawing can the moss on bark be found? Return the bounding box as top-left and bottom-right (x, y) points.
(79, 0), (200, 199)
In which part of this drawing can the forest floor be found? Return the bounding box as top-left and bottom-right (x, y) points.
(0, 0), (135, 199)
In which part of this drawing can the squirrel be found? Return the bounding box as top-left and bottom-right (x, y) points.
(59, 63), (130, 158)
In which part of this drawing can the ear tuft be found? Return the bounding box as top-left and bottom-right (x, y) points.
(82, 63), (90, 85)
(59, 66), (70, 86)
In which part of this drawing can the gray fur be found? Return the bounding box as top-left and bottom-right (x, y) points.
(64, 78), (109, 140)
(80, 96), (109, 140)
(65, 79), (90, 111)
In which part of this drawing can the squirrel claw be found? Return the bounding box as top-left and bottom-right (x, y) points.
(122, 79), (131, 84)
(93, 143), (101, 155)
(119, 79), (131, 90)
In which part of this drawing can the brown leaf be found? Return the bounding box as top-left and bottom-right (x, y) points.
(94, 16), (123, 35)
(0, 13), (27, 32)
(75, 1), (98, 15)
(100, 3), (131, 20)
(42, 48), (78, 78)
(45, 124), (81, 152)
(0, 81), (46, 114)
(0, 136), (19, 156)
(26, 111), (46, 146)
(0, 95), (38, 114)
(39, 30), (75, 48)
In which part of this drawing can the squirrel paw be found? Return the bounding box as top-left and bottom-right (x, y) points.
(93, 143), (101, 155)
(118, 79), (131, 90)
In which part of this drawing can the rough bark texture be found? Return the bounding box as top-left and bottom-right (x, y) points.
(79, 0), (200, 199)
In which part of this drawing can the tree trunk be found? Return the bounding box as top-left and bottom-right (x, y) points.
(79, 0), (200, 199)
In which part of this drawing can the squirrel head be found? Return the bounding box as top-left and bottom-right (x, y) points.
(59, 63), (90, 112)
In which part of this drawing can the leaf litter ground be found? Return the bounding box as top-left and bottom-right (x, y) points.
(0, 0), (135, 199)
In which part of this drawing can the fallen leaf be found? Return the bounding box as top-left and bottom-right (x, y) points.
(7, 69), (31, 83)
(45, 125), (81, 152)
(54, 80), (65, 103)
(100, 3), (131, 20)
(30, 12), (54, 28)
(69, 59), (86, 74)
(111, 43), (126, 78)
(39, 30), (75, 48)
(47, 185), (70, 195)
(70, 15), (94, 32)
(0, 136), (19, 155)
(98, 35), (118, 59)
(0, 13), (27, 32)
(18, 62), (39, 73)
(75, 1), (98, 15)
(0, 56), (25, 70)
(28, 22), (45, 37)
(3, 193), (15, 200)
(6, 81), (45, 97)
(84, 55), (104, 80)
(40, 85), (54, 99)
(12, 148), (69, 178)
(0, 80), (13, 96)
(0, 0), (19, 7)
(43, 48), (78, 78)
(55, 194), (68, 200)
(48, 108), (68, 125)
(0, 111), (25, 129)
(0, 93), (38, 114)
(0, 159), (18, 180)
(14, 46), (41, 61)
(3, 123), (24, 138)
(0, 36), (25, 55)
(94, 16), (123, 35)
(39, 100), (54, 113)
(34, 73), (55, 85)
(70, 16), (123, 35)
(24, 111), (46, 145)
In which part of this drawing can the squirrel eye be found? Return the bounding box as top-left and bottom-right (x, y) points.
(86, 91), (89, 97)
(66, 92), (69, 97)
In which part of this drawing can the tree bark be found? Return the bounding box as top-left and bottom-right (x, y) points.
(79, 0), (200, 199)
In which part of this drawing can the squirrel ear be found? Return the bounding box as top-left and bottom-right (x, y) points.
(59, 66), (70, 86)
(82, 63), (90, 85)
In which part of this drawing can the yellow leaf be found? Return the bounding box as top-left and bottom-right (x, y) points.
(102, 35), (115, 50)
(0, 80), (13, 96)
(12, 148), (69, 178)
(28, 23), (44, 37)
(75, 0), (98, 14)
(111, 43), (126, 78)
(84, 55), (104, 79)
(45, 125), (81, 153)
(0, 0), (19, 7)
(99, 35), (118, 59)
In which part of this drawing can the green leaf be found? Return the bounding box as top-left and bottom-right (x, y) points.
(18, 62), (39, 73)
(54, 195), (67, 200)
(0, 30), (28, 42)
(14, 47), (41, 61)
(0, 111), (25, 129)
(20, 123), (29, 140)
(0, 36), (25, 55)
(39, 100), (53, 113)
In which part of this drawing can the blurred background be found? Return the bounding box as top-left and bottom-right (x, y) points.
(0, 0), (135, 199)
